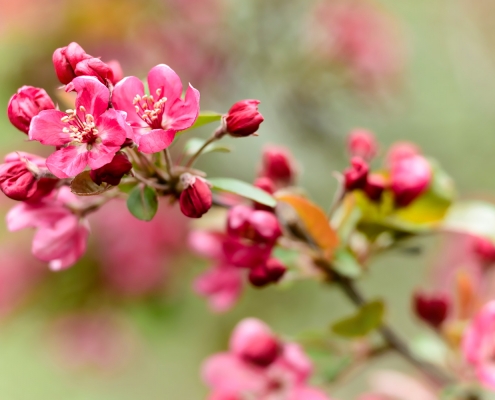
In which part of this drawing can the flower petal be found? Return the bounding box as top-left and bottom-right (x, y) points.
(46, 146), (89, 178)
(112, 76), (147, 127)
(136, 128), (175, 154)
(6, 202), (69, 231)
(168, 83), (200, 131)
(289, 387), (331, 400)
(96, 109), (130, 147)
(69, 76), (109, 119)
(29, 109), (71, 146)
(147, 64), (183, 108)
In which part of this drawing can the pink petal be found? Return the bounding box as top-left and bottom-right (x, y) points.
(147, 64), (183, 109)
(168, 83), (200, 131)
(46, 146), (89, 178)
(289, 386), (331, 400)
(136, 128), (175, 154)
(6, 202), (69, 231)
(476, 363), (495, 391)
(70, 76), (109, 119)
(29, 110), (71, 146)
(112, 76), (147, 127)
(202, 353), (265, 394)
(188, 230), (225, 260)
(277, 343), (313, 383)
(86, 141), (120, 171)
(32, 216), (89, 270)
(96, 108), (131, 146)
(230, 318), (274, 355)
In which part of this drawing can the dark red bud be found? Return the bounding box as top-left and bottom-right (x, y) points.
(7, 86), (55, 134)
(74, 58), (114, 84)
(0, 160), (38, 201)
(53, 42), (91, 84)
(248, 265), (272, 288)
(344, 157), (369, 191)
(259, 146), (296, 188)
(179, 174), (212, 218)
(391, 154), (431, 207)
(225, 99), (264, 137)
(265, 258), (287, 283)
(89, 153), (132, 186)
(413, 291), (450, 329)
(239, 333), (281, 367)
(347, 128), (378, 161)
(364, 173), (387, 202)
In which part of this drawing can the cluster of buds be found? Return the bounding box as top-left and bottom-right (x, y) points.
(343, 129), (432, 207)
(2, 42), (266, 271)
(202, 318), (330, 399)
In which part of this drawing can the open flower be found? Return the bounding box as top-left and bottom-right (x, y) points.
(29, 76), (131, 178)
(112, 64), (200, 153)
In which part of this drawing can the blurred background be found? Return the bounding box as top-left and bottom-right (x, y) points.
(1, 0), (495, 398)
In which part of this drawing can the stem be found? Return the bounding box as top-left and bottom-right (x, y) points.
(327, 172), (346, 218)
(132, 169), (170, 191)
(185, 134), (218, 168)
(163, 148), (174, 177)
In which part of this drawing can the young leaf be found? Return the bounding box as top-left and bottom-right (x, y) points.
(331, 300), (384, 338)
(184, 138), (231, 156)
(333, 249), (362, 279)
(187, 111), (223, 131)
(127, 185), (158, 221)
(276, 194), (339, 258)
(208, 177), (277, 208)
(70, 171), (107, 196)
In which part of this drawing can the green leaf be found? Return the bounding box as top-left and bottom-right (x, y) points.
(127, 185), (158, 221)
(184, 138), (231, 156)
(333, 249), (362, 279)
(331, 300), (384, 338)
(208, 177), (277, 208)
(185, 111), (222, 132)
(70, 171), (107, 196)
(443, 201), (495, 239)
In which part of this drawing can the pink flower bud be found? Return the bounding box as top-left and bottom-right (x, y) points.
(0, 159), (38, 201)
(259, 146), (296, 187)
(390, 154), (431, 207)
(106, 60), (124, 84)
(364, 173), (387, 202)
(7, 86), (55, 134)
(248, 265), (272, 287)
(473, 236), (495, 265)
(90, 153), (132, 186)
(386, 141), (420, 166)
(230, 318), (281, 367)
(53, 42), (91, 84)
(413, 291), (450, 329)
(347, 128), (377, 161)
(225, 100), (264, 137)
(75, 58), (114, 84)
(344, 157), (369, 191)
(179, 174), (212, 218)
(227, 205), (282, 245)
(265, 258), (287, 283)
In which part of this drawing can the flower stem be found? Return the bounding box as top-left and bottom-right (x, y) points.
(185, 134), (218, 168)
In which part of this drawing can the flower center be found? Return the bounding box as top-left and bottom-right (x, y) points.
(61, 106), (99, 146)
(133, 89), (167, 129)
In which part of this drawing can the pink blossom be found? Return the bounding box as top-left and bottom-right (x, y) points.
(29, 76), (131, 178)
(112, 64), (200, 153)
(463, 301), (495, 390)
(390, 154), (431, 207)
(259, 145), (297, 188)
(202, 318), (331, 399)
(347, 128), (378, 161)
(6, 187), (89, 270)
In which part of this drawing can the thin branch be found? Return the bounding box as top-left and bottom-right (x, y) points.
(185, 135), (218, 168)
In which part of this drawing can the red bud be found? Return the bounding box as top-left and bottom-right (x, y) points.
(179, 174), (212, 218)
(53, 42), (91, 84)
(364, 173), (387, 202)
(8, 86), (55, 134)
(265, 258), (287, 283)
(227, 205), (282, 245)
(259, 146), (296, 187)
(225, 99), (264, 137)
(473, 236), (495, 265)
(347, 128), (378, 161)
(74, 58), (114, 84)
(90, 153), (132, 186)
(344, 157), (369, 191)
(413, 291), (450, 329)
(0, 160), (38, 201)
(390, 154), (431, 207)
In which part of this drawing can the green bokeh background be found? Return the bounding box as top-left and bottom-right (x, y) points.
(1, 0), (495, 399)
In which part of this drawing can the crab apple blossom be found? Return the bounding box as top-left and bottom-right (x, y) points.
(227, 205), (282, 245)
(52, 42), (92, 85)
(463, 301), (495, 390)
(344, 156), (369, 191)
(7, 86), (55, 134)
(89, 152), (132, 186)
(106, 60), (124, 84)
(413, 291), (450, 329)
(179, 174), (212, 218)
(347, 128), (378, 161)
(224, 99), (264, 137)
(29, 76), (131, 178)
(259, 145), (297, 188)
(202, 318), (330, 399)
(112, 64), (200, 153)
(6, 187), (89, 271)
(390, 153), (431, 207)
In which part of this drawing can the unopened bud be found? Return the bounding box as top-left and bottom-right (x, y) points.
(390, 154), (431, 207)
(0, 159), (38, 201)
(259, 146), (296, 188)
(225, 99), (264, 137)
(364, 173), (387, 202)
(179, 174), (212, 218)
(89, 152), (132, 186)
(8, 86), (55, 134)
(344, 157), (369, 191)
(473, 236), (495, 265)
(227, 205), (282, 245)
(230, 318), (281, 367)
(347, 128), (377, 161)
(413, 291), (450, 329)
(74, 58), (114, 84)
(386, 141), (420, 166)
(265, 258), (287, 283)
(53, 42), (91, 84)
(248, 265), (272, 288)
